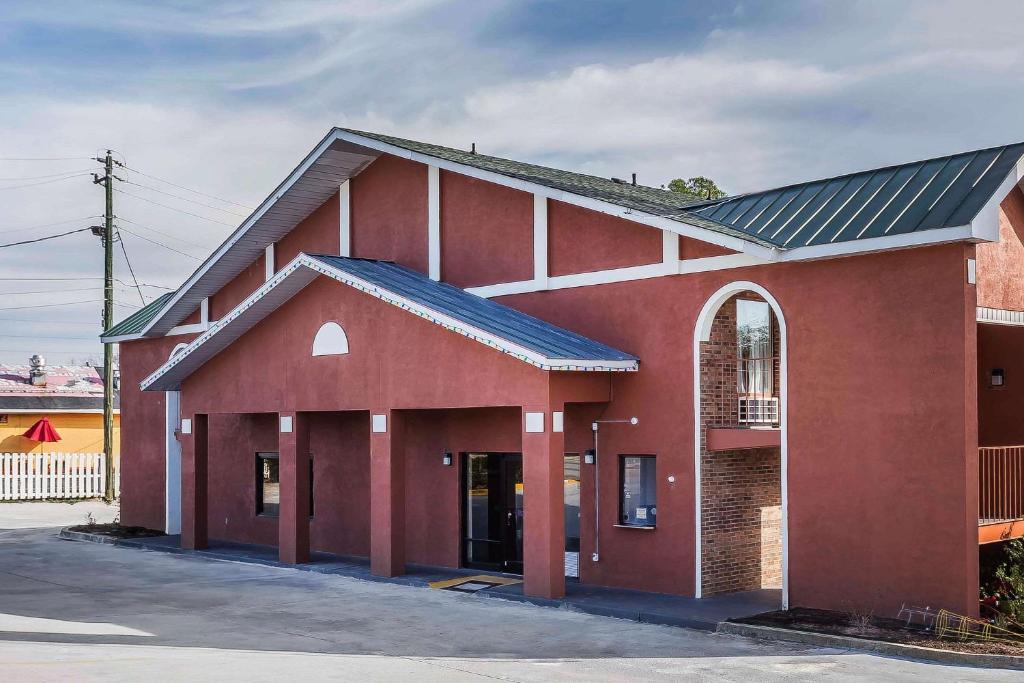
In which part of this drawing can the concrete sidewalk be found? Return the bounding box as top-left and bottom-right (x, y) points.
(77, 533), (779, 630)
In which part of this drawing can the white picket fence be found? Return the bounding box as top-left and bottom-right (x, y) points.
(0, 452), (120, 501)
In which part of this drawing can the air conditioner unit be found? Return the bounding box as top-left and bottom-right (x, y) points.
(738, 397), (779, 424)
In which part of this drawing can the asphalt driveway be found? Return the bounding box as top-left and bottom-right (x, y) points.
(0, 501), (1017, 681)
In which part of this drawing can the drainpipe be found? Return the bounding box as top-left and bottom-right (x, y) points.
(590, 417), (638, 562)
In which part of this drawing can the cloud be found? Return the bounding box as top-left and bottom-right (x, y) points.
(3, 0), (1024, 362)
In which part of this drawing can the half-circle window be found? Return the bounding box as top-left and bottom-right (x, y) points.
(312, 322), (350, 356)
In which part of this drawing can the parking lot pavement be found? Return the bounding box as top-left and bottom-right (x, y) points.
(0, 502), (1018, 682)
(0, 499), (116, 530)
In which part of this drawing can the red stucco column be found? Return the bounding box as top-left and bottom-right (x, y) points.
(278, 411), (311, 564)
(370, 409), (405, 576)
(522, 406), (565, 599)
(180, 413), (208, 550)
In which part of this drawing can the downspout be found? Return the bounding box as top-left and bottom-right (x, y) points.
(590, 417), (639, 563)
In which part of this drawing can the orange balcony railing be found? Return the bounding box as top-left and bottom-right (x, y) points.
(979, 446), (1024, 524)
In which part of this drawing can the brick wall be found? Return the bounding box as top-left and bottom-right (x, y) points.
(699, 295), (782, 595)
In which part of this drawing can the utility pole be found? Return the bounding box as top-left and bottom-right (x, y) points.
(94, 151), (116, 503)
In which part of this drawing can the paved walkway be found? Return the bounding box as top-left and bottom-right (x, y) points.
(0, 502), (1018, 681)
(111, 534), (779, 630)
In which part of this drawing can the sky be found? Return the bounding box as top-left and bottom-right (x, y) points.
(1, 0), (1023, 364)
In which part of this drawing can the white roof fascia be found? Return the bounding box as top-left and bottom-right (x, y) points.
(138, 130), (1024, 340)
(136, 130), (359, 339)
(969, 158), (1024, 243)
(777, 224), (975, 262)
(142, 253), (638, 391)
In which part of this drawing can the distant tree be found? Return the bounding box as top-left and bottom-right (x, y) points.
(667, 176), (726, 200)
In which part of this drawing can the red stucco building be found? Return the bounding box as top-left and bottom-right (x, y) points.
(104, 130), (1024, 617)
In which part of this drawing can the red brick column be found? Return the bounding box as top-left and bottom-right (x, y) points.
(522, 406), (565, 599)
(370, 410), (405, 577)
(180, 413), (208, 550)
(278, 411), (310, 564)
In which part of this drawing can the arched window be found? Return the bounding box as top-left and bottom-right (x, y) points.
(312, 322), (349, 356)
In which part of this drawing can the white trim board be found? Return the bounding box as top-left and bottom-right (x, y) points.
(141, 253), (639, 391)
(126, 127), (1019, 342)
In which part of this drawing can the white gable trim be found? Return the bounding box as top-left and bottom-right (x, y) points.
(133, 128), (1020, 342)
(141, 253), (638, 391)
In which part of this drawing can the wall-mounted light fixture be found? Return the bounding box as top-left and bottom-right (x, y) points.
(442, 451), (453, 467)
(584, 449), (595, 465)
(991, 368), (1005, 388)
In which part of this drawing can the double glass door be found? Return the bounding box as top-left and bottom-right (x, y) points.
(463, 453), (523, 574)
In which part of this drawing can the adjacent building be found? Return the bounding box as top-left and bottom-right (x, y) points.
(104, 129), (1024, 617)
(0, 355), (119, 454)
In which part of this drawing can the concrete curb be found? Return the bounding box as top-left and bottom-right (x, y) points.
(717, 621), (1024, 671)
(58, 528), (120, 545)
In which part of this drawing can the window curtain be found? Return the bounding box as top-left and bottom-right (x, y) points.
(736, 300), (772, 396)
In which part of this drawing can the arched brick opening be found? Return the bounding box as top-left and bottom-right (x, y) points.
(693, 281), (788, 606)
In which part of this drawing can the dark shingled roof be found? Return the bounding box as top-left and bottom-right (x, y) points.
(687, 142), (1024, 248)
(102, 292), (174, 339)
(339, 128), (775, 247)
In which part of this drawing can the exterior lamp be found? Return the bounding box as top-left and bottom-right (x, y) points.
(991, 369), (1005, 388)
(584, 449), (596, 465)
(442, 451), (453, 467)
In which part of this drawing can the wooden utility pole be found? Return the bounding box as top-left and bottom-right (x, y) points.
(94, 150), (116, 502)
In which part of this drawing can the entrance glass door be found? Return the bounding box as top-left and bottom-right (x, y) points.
(463, 453), (523, 574)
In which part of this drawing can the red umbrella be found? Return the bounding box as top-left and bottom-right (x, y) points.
(23, 416), (61, 444)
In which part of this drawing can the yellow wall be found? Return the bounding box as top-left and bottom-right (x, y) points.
(0, 413), (120, 455)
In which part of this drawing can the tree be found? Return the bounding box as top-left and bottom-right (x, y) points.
(667, 176), (726, 200)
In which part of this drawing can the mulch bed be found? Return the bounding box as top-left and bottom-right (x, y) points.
(66, 523), (165, 539)
(733, 607), (1024, 657)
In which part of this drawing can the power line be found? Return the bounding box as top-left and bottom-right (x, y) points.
(0, 285), (144, 296)
(117, 232), (148, 305)
(115, 215), (214, 250)
(121, 179), (248, 218)
(0, 156), (93, 161)
(0, 348), (102, 354)
(0, 276), (174, 289)
(0, 216), (103, 236)
(0, 299), (141, 312)
(0, 299), (104, 311)
(112, 187), (235, 226)
(0, 169), (94, 182)
(0, 227), (92, 249)
(0, 334), (99, 340)
(116, 226), (203, 260)
(0, 318), (99, 326)
(117, 162), (253, 210)
(0, 173), (91, 191)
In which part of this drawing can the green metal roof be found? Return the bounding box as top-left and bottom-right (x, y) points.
(339, 129), (776, 247)
(688, 142), (1024, 248)
(102, 292), (175, 339)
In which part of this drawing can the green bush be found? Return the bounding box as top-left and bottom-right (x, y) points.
(981, 539), (1024, 627)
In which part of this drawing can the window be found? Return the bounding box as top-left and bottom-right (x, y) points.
(619, 455), (657, 527)
(255, 453), (314, 517)
(256, 453), (280, 516)
(736, 299), (772, 397)
(0, 414), (7, 424)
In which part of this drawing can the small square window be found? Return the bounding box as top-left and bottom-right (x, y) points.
(619, 455), (657, 527)
(256, 452), (280, 517)
(0, 414), (8, 424)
